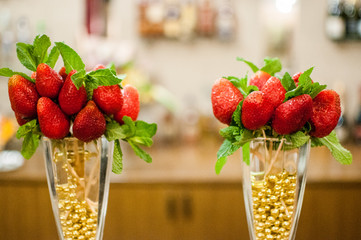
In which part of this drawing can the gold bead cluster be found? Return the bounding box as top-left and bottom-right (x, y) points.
(54, 148), (98, 240)
(251, 171), (297, 240)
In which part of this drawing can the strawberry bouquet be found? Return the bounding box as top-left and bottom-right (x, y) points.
(211, 57), (352, 240)
(0, 34), (157, 173)
(0, 34), (157, 240)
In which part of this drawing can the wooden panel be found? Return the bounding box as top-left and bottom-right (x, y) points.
(179, 184), (248, 240)
(297, 183), (361, 240)
(1, 182), (361, 240)
(104, 184), (176, 240)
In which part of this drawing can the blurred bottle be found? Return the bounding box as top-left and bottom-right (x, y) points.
(357, 0), (361, 37)
(180, 0), (197, 41)
(197, 0), (215, 36)
(216, 0), (236, 42)
(164, 0), (181, 39)
(326, 0), (346, 41)
(353, 86), (361, 144)
(344, 0), (359, 39)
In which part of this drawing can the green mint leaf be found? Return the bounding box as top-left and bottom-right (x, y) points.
(225, 75), (249, 97)
(55, 42), (85, 73)
(215, 157), (227, 175)
(220, 126), (241, 140)
(313, 131), (352, 165)
(311, 137), (324, 147)
(298, 67), (314, 87)
(246, 85), (259, 94)
(231, 100), (243, 127)
(105, 121), (129, 141)
(33, 34), (51, 65)
(71, 70), (87, 89)
(281, 72), (296, 91)
(242, 142), (250, 165)
(134, 120), (157, 138)
(0, 68), (33, 82)
(261, 57), (282, 76)
(107, 62), (117, 74)
(128, 140), (152, 163)
(16, 120), (41, 160)
(16, 43), (37, 71)
(84, 78), (98, 100)
(130, 136), (153, 147)
(46, 46), (60, 68)
(21, 133), (41, 160)
(87, 68), (125, 87)
(16, 119), (39, 139)
(216, 139), (241, 174)
(309, 82), (327, 98)
(112, 139), (123, 174)
(234, 129), (254, 146)
(236, 57), (259, 73)
(284, 131), (310, 150)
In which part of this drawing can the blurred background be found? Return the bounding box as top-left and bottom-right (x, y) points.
(0, 0), (361, 239)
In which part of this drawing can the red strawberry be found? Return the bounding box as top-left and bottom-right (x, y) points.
(93, 85), (123, 115)
(59, 66), (68, 81)
(211, 78), (243, 125)
(73, 101), (106, 142)
(292, 72), (313, 86)
(272, 94), (313, 135)
(249, 71), (271, 90)
(241, 91), (274, 130)
(36, 63), (64, 98)
(261, 77), (286, 108)
(37, 97), (70, 139)
(58, 70), (87, 115)
(309, 90), (341, 138)
(15, 112), (30, 126)
(93, 64), (106, 70)
(31, 72), (37, 79)
(8, 75), (39, 118)
(114, 85), (140, 124)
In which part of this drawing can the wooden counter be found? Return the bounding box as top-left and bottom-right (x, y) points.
(0, 140), (360, 240)
(0, 139), (360, 184)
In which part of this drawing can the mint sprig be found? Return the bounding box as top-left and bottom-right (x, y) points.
(15, 120), (42, 160)
(105, 116), (157, 174)
(0, 68), (33, 82)
(55, 41), (85, 73)
(237, 57), (282, 76)
(311, 131), (352, 165)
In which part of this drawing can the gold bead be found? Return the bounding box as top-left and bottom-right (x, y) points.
(265, 221), (272, 228)
(282, 221), (290, 229)
(266, 234), (274, 239)
(271, 208), (279, 217)
(254, 214), (261, 221)
(257, 233), (265, 238)
(265, 228), (271, 234)
(270, 196), (278, 203)
(274, 220), (281, 227)
(258, 207), (265, 214)
(285, 199), (294, 205)
(268, 175), (277, 183)
(267, 216), (276, 223)
(261, 214), (267, 221)
(271, 226), (279, 233)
